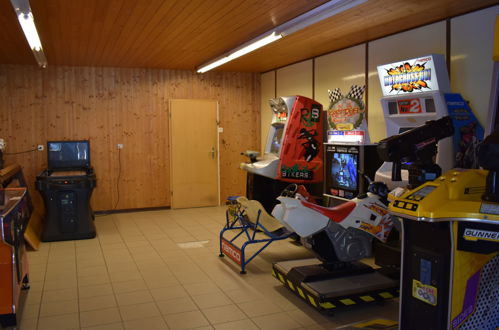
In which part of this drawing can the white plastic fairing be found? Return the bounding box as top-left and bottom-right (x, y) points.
(275, 197), (329, 237)
(239, 154), (279, 179)
(271, 203), (284, 223)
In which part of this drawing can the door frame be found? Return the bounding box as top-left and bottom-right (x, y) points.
(168, 99), (221, 208)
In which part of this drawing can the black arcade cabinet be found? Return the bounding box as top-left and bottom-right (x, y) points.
(36, 140), (96, 241)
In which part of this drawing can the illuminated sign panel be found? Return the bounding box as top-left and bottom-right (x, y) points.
(377, 54), (450, 96)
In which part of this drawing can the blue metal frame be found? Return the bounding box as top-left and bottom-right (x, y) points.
(219, 200), (292, 274)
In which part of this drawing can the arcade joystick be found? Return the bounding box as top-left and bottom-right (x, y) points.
(478, 128), (499, 202)
(241, 150), (260, 163)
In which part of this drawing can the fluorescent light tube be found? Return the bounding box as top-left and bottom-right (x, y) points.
(197, 57), (232, 73)
(228, 32), (282, 60)
(10, 0), (47, 68)
(197, 32), (282, 73)
(197, 0), (367, 73)
(17, 12), (42, 51)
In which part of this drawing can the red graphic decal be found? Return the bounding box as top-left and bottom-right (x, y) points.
(221, 239), (242, 265)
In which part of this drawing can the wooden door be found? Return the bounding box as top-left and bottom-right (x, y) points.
(169, 99), (219, 208)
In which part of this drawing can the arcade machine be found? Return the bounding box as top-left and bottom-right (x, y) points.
(241, 96), (324, 212)
(36, 140), (96, 241)
(271, 178), (399, 313)
(0, 188), (31, 329)
(375, 54), (454, 189)
(271, 88), (400, 313)
(387, 125), (498, 329)
(373, 54), (485, 269)
(324, 85), (383, 203)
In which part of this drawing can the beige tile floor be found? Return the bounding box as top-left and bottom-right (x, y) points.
(16, 206), (398, 330)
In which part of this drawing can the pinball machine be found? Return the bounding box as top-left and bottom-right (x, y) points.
(0, 188), (31, 329)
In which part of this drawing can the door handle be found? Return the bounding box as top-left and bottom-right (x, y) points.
(211, 147), (215, 159)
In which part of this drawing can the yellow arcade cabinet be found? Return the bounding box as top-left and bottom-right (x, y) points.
(389, 129), (499, 329)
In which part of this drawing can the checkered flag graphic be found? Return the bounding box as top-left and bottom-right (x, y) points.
(328, 88), (343, 103)
(346, 85), (366, 100)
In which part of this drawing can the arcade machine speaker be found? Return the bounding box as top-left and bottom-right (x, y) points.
(36, 140), (96, 241)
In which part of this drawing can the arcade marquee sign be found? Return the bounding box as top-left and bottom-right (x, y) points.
(326, 85), (369, 144)
(377, 54), (451, 96)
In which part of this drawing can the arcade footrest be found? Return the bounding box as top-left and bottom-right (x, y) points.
(272, 259), (399, 313)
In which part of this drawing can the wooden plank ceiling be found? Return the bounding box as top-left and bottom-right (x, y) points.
(0, 0), (497, 72)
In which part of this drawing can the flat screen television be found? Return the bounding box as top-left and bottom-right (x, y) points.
(47, 140), (90, 170)
(324, 144), (382, 199)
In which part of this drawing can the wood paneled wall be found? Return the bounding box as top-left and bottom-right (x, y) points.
(0, 65), (260, 211)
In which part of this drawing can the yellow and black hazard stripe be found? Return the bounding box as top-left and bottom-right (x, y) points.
(272, 266), (399, 313)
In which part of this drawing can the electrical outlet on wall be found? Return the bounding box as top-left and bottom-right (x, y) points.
(37, 145), (44, 151)
(117, 144), (124, 149)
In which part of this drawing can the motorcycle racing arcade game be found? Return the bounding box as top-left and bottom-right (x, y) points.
(271, 89), (396, 313)
(387, 127), (498, 329)
(271, 178), (398, 313)
(241, 96), (324, 212)
(36, 140), (96, 242)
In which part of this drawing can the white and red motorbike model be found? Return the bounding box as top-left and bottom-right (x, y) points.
(272, 182), (394, 267)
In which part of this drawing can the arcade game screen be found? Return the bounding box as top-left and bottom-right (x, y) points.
(330, 152), (358, 191)
(269, 125), (284, 155)
(48, 140), (90, 170)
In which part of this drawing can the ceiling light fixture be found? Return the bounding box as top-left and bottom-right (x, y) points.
(10, 0), (47, 68)
(197, 32), (283, 73)
(197, 0), (367, 73)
